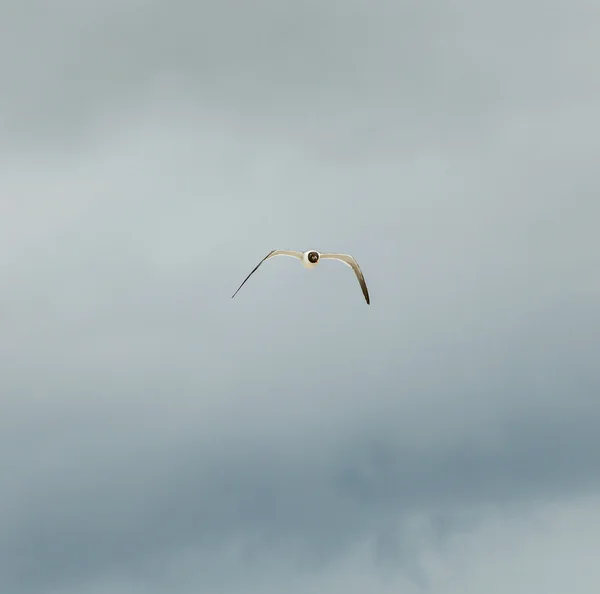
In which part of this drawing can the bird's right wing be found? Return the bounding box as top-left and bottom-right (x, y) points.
(231, 250), (302, 299)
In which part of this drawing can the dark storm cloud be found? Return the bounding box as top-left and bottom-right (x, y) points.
(2, 258), (599, 593)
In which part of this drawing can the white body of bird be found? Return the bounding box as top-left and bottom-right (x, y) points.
(301, 250), (320, 268)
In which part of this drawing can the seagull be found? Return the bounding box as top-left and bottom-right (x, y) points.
(231, 250), (370, 304)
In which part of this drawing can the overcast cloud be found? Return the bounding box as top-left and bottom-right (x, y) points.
(1, 0), (600, 592)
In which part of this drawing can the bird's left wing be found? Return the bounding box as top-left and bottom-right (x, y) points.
(231, 250), (303, 299)
(320, 252), (370, 304)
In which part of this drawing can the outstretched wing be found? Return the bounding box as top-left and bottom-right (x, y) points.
(320, 253), (370, 304)
(231, 250), (303, 299)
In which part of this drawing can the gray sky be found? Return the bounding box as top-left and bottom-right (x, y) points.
(1, 0), (599, 592)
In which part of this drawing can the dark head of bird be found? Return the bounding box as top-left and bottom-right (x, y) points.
(308, 251), (319, 263)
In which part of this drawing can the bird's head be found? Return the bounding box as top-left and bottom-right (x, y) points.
(302, 250), (320, 268)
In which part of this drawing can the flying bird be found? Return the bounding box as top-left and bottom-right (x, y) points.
(231, 250), (370, 304)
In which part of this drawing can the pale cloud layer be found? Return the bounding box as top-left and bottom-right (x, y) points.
(1, 0), (599, 592)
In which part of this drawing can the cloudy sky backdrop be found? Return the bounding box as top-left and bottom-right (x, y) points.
(1, 0), (600, 592)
